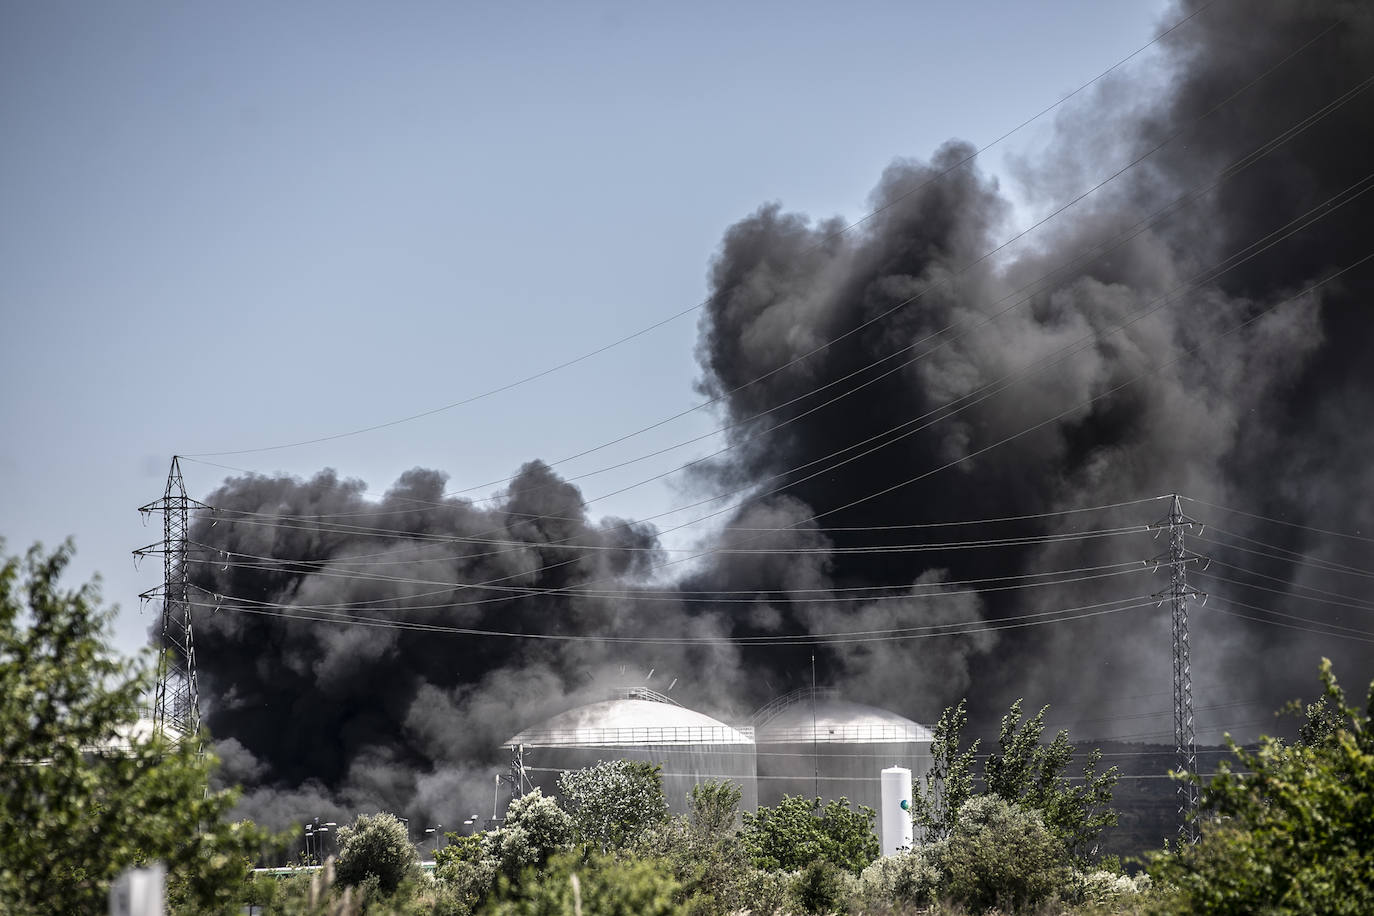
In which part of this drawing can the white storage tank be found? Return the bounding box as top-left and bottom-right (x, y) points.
(753, 688), (934, 829)
(502, 687), (757, 815)
(880, 766), (915, 856)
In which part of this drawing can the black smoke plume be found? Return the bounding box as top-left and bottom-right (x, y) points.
(187, 0), (1374, 832)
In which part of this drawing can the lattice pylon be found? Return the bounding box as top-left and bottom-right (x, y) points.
(1150, 494), (1206, 843)
(135, 456), (209, 744)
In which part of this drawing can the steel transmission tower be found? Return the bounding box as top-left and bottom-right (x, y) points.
(1150, 494), (1206, 843)
(135, 456), (209, 743)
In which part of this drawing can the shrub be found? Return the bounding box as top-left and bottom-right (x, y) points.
(733, 867), (790, 916)
(1072, 868), (1149, 907)
(485, 850), (682, 916)
(741, 795), (879, 874)
(1149, 661), (1374, 915)
(335, 812), (419, 895)
(859, 848), (941, 910)
(789, 859), (856, 915)
(558, 760), (669, 853)
(495, 789), (572, 875)
(934, 795), (1071, 914)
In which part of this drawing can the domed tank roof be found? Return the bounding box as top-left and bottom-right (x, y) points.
(753, 688), (933, 744)
(506, 690), (754, 747)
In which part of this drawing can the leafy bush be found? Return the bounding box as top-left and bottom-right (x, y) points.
(686, 779), (742, 839)
(641, 782), (751, 915)
(335, 812), (419, 895)
(435, 789), (573, 912)
(484, 850), (682, 916)
(933, 795), (1071, 914)
(435, 848), (498, 916)
(1149, 660), (1374, 915)
(788, 859), (857, 915)
(494, 788), (573, 875)
(1071, 868), (1150, 907)
(558, 759), (669, 853)
(732, 867), (790, 916)
(858, 848), (941, 910)
(741, 795), (879, 874)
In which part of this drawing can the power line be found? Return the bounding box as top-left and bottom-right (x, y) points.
(1180, 495), (1374, 545)
(195, 594), (1158, 646)
(1194, 531), (1374, 580)
(181, 31), (1370, 521)
(1207, 598), (1374, 643)
(1194, 568), (1374, 614)
(181, 558), (1146, 614)
(194, 248), (1374, 618)
(186, 553), (1149, 607)
(1203, 557), (1374, 610)
(181, 2), (1219, 460)
(195, 165), (1374, 600)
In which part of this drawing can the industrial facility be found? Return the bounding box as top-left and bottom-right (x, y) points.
(501, 685), (933, 834)
(752, 687), (935, 818)
(502, 687), (758, 814)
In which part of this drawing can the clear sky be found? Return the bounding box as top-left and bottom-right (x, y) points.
(1, 0), (1171, 660)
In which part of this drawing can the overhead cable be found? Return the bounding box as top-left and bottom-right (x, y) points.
(181, 2), (1218, 460)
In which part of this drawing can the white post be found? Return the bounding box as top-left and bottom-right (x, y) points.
(880, 767), (914, 856)
(110, 863), (165, 916)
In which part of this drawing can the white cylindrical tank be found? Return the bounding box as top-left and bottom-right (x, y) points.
(502, 688), (757, 816)
(753, 688), (934, 823)
(879, 766), (914, 856)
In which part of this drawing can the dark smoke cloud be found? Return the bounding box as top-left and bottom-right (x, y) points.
(189, 0), (1374, 831)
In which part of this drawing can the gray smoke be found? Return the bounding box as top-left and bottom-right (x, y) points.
(188, 0), (1374, 833)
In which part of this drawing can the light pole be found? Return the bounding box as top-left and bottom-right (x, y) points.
(317, 821), (337, 861)
(423, 824), (443, 857)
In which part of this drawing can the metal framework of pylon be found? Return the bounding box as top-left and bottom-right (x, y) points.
(1150, 494), (1206, 843)
(135, 456), (209, 744)
(495, 744), (529, 820)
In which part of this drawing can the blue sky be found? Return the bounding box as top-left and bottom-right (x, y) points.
(1, 0), (1171, 659)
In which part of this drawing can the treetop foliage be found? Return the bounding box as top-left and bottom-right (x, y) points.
(334, 811), (418, 895)
(558, 759), (668, 853)
(913, 696), (1117, 862)
(0, 541), (271, 915)
(1150, 658), (1374, 915)
(740, 794), (879, 874)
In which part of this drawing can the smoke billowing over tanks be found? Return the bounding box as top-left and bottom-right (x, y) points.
(188, 0), (1374, 834)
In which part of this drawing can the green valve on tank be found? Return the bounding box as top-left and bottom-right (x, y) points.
(900, 799), (910, 810)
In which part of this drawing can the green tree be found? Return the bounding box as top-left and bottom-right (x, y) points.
(740, 795), (878, 874)
(685, 779), (742, 841)
(910, 699), (979, 842)
(984, 700), (1117, 861)
(334, 812), (418, 895)
(912, 697), (1117, 861)
(558, 760), (668, 853)
(1150, 660), (1374, 915)
(435, 790), (573, 913)
(640, 781), (750, 915)
(0, 541), (266, 915)
(492, 788), (574, 876)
